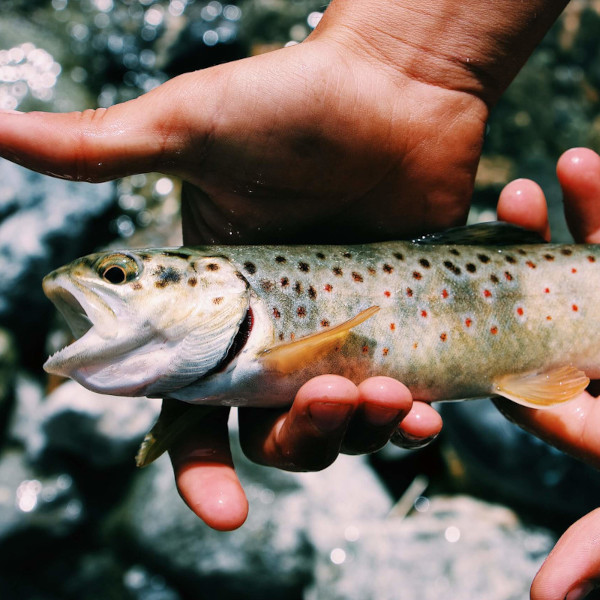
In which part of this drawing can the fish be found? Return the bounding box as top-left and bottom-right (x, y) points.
(42, 223), (598, 465)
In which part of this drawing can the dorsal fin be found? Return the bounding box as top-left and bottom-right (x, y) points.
(413, 222), (546, 246)
(493, 365), (589, 409)
(260, 306), (379, 374)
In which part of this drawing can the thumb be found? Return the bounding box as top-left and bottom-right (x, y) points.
(0, 73), (203, 183)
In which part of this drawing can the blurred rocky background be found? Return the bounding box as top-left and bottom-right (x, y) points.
(0, 0), (599, 598)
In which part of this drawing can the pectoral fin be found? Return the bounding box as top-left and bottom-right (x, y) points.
(260, 306), (380, 374)
(136, 401), (215, 467)
(493, 365), (589, 408)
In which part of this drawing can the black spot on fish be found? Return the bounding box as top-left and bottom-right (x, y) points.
(466, 263), (476, 273)
(544, 254), (555, 261)
(333, 267), (343, 276)
(343, 252), (352, 259)
(279, 332), (285, 341)
(561, 248), (573, 256)
(308, 286), (317, 300)
(443, 261), (461, 276)
(280, 276), (289, 287)
(526, 260), (536, 269)
(419, 258), (430, 269)
(261, 280), (275, 292)
(234, 271), (246, 282)
(383, 264), (394, 274)
(297, 306), (306, 317)
(206, 263), (219, 271)
(588, 256), (596, 263)
(352, 272), (364, 282)
(298, 261), (310, 273)
(517, 249), (527, 256)
(153, 265), (181, 287)
(321, 319), (330, 327)
(244, 261), (257, 274)
(449, 248), (461, 256)
(406, 287), (413, 297)
(505, 255), (517, 264)
(294, 281), (303, 294)
(477, 254), (490, 263)
(213, 297), (224, 305)
(412, 271), (422, 280)
(275, 256), (287, 264)
(273, 307), (281, 319)
(132, 282), (143, 290)
(490, 274), (499, 284)
(187, 278), (197, 287)
(368, 267), (377, 276)
(316, 252), (326, 260)
(393, 252), (404, 261)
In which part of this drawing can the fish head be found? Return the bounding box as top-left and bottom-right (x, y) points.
(43, 249), (250, 396)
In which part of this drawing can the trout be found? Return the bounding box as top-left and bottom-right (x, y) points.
(42, 224), (597, 463)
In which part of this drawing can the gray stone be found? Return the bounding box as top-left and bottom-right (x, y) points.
(0, 448), (84, 552)
(115, 412), (393, 600)
(11, 378), (161, 468)
(306, 495), (556, 600)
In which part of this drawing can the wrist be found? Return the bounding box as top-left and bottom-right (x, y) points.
(312, 0), (568, 106)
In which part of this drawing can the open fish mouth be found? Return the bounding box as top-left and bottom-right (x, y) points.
(42, 275), (116, 376)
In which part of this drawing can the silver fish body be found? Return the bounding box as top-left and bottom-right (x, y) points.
(43, 229), (599, 409)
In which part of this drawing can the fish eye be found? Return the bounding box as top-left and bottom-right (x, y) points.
(97, 254), (141, 285)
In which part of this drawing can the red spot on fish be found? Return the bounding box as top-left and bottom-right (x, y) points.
(546, 315), (552, 321)
(413, 271), (422, 280)
(572, 268), (577, 274)
(504, 271), (513, 281)
(483, 289), (492, 298)
(352, 272), (364, 282)
(421, 310), (428, 318)
(382, 348), (389, 356)
(290, 333), (295, 340)
(465, 318), (472, 328)
(442, 289), (449, 299)
(526, 261), (536, 269)
(297, 306), (306, 317)
(321, 319), (330, 327)
(362, 345), (369, 354)
(273, 308), (281, 318)
(516, 307), (524, 316)
(545, 288), (550, 294)
(588, 256), (596, 263)
(324, 284), (333, 292)
(384, 290), (391, 297)
(413, 342), (418, 349)
(572, 304), (579, 312)
(406, 287), (413, 297)
(490, 326), (498, 335)
(390, 323), (396, 331)
(440, 332), (447, 342)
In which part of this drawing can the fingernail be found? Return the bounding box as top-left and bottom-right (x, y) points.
(391, 430), (438, 449)
(308, 402), (353, 433)
(364, 404), (402, 426)
(566, 581), (596, 600)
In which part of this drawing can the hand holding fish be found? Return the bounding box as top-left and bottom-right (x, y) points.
(495, 148), (600, 600)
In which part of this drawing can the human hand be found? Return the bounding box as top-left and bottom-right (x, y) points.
(493, 147), (600, 600)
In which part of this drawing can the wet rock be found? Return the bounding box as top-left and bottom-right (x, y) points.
(114, 415), (392, 600)
(306, 495), (555, 600)
(11, 378), (160, 469)
(0, 160), (115, 362)
(440, 399), (600, 518)
(0, 447), (84, 559)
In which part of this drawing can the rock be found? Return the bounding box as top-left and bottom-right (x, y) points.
(440, 399), (600, 518)
(10, 378), (160, 469)
(0, 447), (85, 559)
(0, 328), (17, 433)
(305, 495), (556, 600)
(114, 413), (393, 600)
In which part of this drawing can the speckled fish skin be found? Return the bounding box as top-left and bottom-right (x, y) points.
(42, 231), (600, 408)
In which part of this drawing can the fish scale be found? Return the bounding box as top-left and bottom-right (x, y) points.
(42, 225), (599, 414)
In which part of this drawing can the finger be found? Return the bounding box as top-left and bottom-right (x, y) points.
(391, 401), (443, 449)
(558, 148), (600, 243)
(341, 377), (413, 454)
(494, 392), (600, 470)
(0, 75), (195, 182)
(169, 406), (249, 531)
(239, 375), (359, 471)
(497, 177), (551, 240)
(531, 508), (600, 600)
